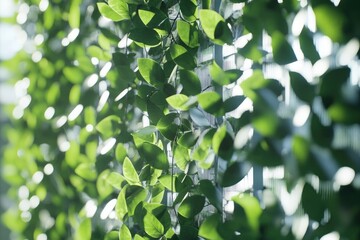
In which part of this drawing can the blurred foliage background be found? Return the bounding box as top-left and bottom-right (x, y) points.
(1, 0), (360, 239)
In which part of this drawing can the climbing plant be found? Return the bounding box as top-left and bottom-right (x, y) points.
(1, 0), (360, 239)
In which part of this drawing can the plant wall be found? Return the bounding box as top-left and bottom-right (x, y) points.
(1, 0), (360, 239)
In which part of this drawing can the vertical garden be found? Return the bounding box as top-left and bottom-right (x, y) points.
(1, 0), (360, 239)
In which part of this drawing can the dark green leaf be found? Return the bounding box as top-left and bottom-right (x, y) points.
(220, 161), (251, 187)
(271, 31), (297, 65)
(301, 183), (325, 221)
(310, 113), (334, 147)
(178, 195), (205, 218)
(170, 44), (196, 70)
(199, 180), (222, 211)
(299, 27), (320, 64)
(129, 28), (161, 47)
(156, 113), (180, 140)
(289, 71), (315, 103)
(232, 194), (262, 232)
(179, 70), (202, 95)
(138, 142), (169, 170)
(179, 0), (198, 22)
(224, 95), (245, 112)
(212, 125), (234, 161)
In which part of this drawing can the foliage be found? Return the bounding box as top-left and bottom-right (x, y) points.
(1, 0), (360, 239)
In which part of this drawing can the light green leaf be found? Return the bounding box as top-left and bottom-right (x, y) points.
(178, 195), (205, 218)
(74, 218), (91, 240)
(138, 142), (169, 170)
(116, 186), (128, 220)
(209, 61), (242, 86)
(166, 94), (197, 111)
(314, 4), (346, 42)
(144, 213), (164, 238)
(232, 194), (262, 232)
(159, 175), (177, 192)
(108, 0), (130, 20)
(199, 213), (224, 240)
(177, 20), (199, 48)
(115, 143), (127, 163)
(170, 44), (196, 70)
(197, 91), (224, 116)
(75, 163), (97, 181)
(105, 172), (126, 190)
(95, 115), (121, 139)
(138, 58), (165, 87)
(123, 157), (140, 185)
(119, 224), (132, 240)
(97, 3), (124, 22)
(199, 9), (232, 45)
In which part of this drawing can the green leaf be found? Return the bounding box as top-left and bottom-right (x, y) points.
(209, 61), (242, 86)
(301, 183), (325, 221)
(106, 172), (126, 189)
(138, 8), (170, 35)
(116, 186), (128, 220)
(199, 9), (232, 45)
(174, 145), (190, 171)
(75, 163), (97, 181)
(220, 161), (251, 187)
(314, 4), (346, 42)
(310, 113), (334, 147)
(179, 70), (202, 95)
(199, 213), (224, 240)
(63, 67), (83, 84)
(166, 94), (197, 111)
(97, 3), (124, 22)
(179, 0), (198, 22)
(178, 195), (205, 218)
(108, 0), (130, 20)
(178, 131), (198, 148)
(170, 44), (196, 70)
(197, 91), (224, 116)
(232, 194), (262, 232)
(224, 95), (245, 113)
(289, 71), (315, 104)
(271, 31), (297, 65)
(138, 58), (165, 87)
(119, 224), (132, 240)
(159, 175), (177, 192)
(96, 115), (121, 139)
(144, 213), (164, 238)
(156, 113), (180, 140)
(248, 140), (283, 167)
(132, 126), (157, 147)
(126, 185), (147, 216)
(299, 27), (320, 64)
(74, 218), (91, 240)
(123, 157), (140, 185)
(138, 142), (169, 170)
(115, 143), (127, 163)
(177, 20), (199, 48)
(69, 1), (80, 28)
(199, 180), (222, 211)
(129, 28), (161, 47)
(212, 125), (234, 161)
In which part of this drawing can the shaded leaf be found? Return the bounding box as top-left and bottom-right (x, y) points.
(271, 31), (297, 65)
(179, 69), (202, 95)
(289, 71), (315, 103)
(197, 91), (224, 116)
(138, 58), (165, 87)
(178, 195), (205, 218)
(170, 44), (196, 70)
(138, 142), (169, 170)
